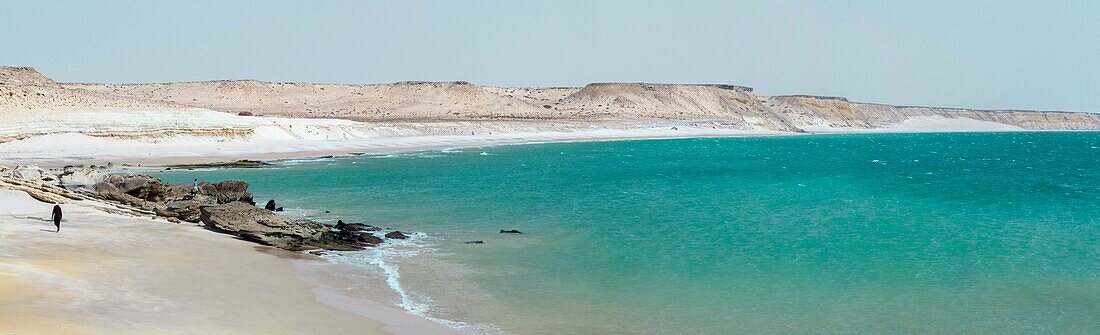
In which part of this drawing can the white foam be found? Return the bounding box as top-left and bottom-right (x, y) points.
(321, 234), (502, 334)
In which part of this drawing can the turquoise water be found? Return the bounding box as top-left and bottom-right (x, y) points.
(157, 132), (1100, 334)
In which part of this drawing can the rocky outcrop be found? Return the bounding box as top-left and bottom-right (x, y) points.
(2, 167), (399, 251)
(94, 174), (191, 208)
(199, 202), (380, 251)
(92, 174), (252, 220)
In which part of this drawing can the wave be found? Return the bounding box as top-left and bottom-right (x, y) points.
(321, 233), (503, 334)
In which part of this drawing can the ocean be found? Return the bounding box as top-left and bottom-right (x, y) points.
(156, 132), (1100, 334)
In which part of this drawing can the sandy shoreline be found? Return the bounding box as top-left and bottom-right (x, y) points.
(0, 122), (783, 168)
(0, 188), (458, 335)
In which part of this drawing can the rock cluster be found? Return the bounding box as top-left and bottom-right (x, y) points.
(4, 166), (399, 252)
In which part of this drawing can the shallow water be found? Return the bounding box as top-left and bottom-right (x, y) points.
(157, 132), (1100, 334)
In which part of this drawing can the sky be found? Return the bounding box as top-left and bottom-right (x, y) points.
(2, 0), (1097, 112)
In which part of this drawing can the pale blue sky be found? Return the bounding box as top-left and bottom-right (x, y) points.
(2, 1), (1097, 111)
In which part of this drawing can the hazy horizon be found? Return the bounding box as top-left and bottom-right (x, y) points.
(2, 0), (1098, 112)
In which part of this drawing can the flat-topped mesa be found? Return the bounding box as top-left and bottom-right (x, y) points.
(582, 82), (753, 92)
(0, 66), (57, 86)
(558, 82), (801, 131)
(771, 94), (849, 102)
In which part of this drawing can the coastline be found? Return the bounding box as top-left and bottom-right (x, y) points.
(4, 128), (1098, 334)
(3, 115), (1077, 169)
(0, 188), (458, 335)
(0, 121), (782, 168)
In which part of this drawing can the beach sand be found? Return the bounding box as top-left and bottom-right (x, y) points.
(0, 189), (458, 335)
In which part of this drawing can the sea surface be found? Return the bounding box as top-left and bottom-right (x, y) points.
(156, 132), (1100, 334)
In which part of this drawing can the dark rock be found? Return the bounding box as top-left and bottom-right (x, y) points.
(95, 174), (189, 206)
(264, 199), (276, 211)
(206, 180), (253, 204)
(385, 231), (409, 239)
(500, 229), (523, 234)
(465, 240), (485, 244)
(356, 233), (384, 246)
(238, 111), (253, 116)
(163, 199), (207, 222)
(200, 202), (375, 251)
(275, 207), (283, 212)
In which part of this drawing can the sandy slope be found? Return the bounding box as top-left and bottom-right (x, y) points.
(0, 189), (457, 335)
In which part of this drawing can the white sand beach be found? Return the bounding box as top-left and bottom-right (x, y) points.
(0, 188), (459, 334)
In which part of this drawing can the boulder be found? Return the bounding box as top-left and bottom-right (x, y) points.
(264, 199), (276, 211)
(199, 202), (376, 251)
(199, 180), (254, 204)
(93, 180), (150, 208)
(12, 165), (44, 182)
(58, 167), (106, 189)
(97, 174), (190, 204)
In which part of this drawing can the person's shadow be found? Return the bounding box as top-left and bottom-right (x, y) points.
(11, 215), (64, 232)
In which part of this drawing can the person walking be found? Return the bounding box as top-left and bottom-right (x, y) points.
(193, 179), (199, 193)
(51, 204), (63, 233)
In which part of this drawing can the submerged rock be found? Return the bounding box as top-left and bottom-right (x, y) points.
(499, 229), (523, 234)
(385, 231), (409, 239)
(334, 217), (382, 230)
